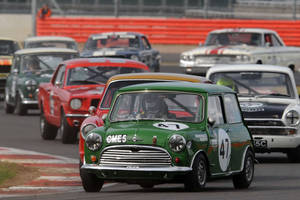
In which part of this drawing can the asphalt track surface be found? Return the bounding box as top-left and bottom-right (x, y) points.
(1, 59), (300, 199)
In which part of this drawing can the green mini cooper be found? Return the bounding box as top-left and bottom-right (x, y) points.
(80, 82), (254, 192)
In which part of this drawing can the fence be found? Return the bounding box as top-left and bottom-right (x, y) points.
(36, 17), (300, 46)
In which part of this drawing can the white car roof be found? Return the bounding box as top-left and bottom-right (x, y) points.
(206, 64), (292, 76)
(15, 47), (78, 55)
(24, 36), (76, 42)
(209, 28), (278, 35)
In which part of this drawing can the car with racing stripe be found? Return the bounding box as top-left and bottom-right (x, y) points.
(38, 57), (150, 144)
(80, 82), (254, 192)
(180, 28), (300, 75)
(207, 64), (300, 162)
(81, 32), (161, 72)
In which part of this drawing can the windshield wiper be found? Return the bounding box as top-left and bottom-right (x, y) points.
(255, 93), (290, 98)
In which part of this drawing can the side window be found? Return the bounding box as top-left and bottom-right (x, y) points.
(223, 94), (242, 124)
(54, 65), (66, 86)
(208, 96), (224, 125)
(271, 34), (283, 47)
(141, 36), (151, 50)
(264, 34), (273, 46)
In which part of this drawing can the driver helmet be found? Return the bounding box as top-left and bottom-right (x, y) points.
(142, 93), (165, 117)
(216, 77), (236, 91)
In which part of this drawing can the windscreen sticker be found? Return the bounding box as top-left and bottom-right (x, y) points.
(218, 129), (231, 172)
(153, 122), (189, 131)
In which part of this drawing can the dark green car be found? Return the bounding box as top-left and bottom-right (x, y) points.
(4, 48), (78, 115)
(80, 82), (254, 192)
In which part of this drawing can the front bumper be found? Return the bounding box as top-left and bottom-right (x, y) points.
(252, 134), (300, 152)
(65, 113), (91, 127)
(81, 164), (191, 180)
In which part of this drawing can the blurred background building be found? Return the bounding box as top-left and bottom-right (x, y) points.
(0, 0), (299, 20)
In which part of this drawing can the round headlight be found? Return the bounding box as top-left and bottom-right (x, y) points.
(70, 98), (82, 109)
(130, 55), (139, 61)
(81, 124), (97, 140)
(169, 134), (186, 152)
(285, 110), (300, 126)
(86, 133), (102, 151)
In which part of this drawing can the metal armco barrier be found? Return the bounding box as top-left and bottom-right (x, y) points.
(36, 17), (300, 45)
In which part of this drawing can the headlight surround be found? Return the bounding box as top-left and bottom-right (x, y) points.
(81, 124), (97, 140)
(284, 110), (300, 126)
(130, 55), (139, 61)
(85, 133), (102, 151)
(181, 54), (194, 61)
(70, 98), (82, 110)
(169, 134), (186, 152)
(25, 79), (37, 90)
(235, 55), (251, 62)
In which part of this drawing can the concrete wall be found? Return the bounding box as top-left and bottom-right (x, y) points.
(0, 14), (32, 42)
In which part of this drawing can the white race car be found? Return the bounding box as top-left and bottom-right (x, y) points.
(207, 64), (300, 162)
(180, 28), (300, 75)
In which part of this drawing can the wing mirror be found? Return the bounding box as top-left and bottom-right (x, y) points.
(88, 106), (96, 116)
(208, 117), (215, 127)
(102, 114), (108, 122)
(54, 80), (62, 87)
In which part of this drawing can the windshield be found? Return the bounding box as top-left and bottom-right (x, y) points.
(66, 66), (147, 86)
(110, 92), (204, 123)
(205, 32), (262, 46)
(21, 53), (77, 73)
(100, 80), (168, 109)
(0, 40), (19, 55)
(85, 35), (139, 50)
(210, 71), (295, 98)
(25, 41), (77, 50)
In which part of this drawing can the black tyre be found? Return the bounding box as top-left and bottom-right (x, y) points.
(40, 106), (58, 140)
(232, 150), (254, 189)
(60, 110), (77, 144)
(15, 94), (27, 115)
(139, 183), (154, 189)
(184, 153), (208, 191)
(80, 166), (104, 192)
(287, 146), (300, 163)
(4, 93), (14, 114)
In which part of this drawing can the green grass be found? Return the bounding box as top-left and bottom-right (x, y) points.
(0, 162), (18, 186)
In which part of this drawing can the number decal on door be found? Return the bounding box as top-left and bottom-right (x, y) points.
(218, 129), (231, 172)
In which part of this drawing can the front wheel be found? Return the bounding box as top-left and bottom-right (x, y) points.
(4, 92), (14, 114)
(59, 110), (77, 144)
(184, 154), (208, 191)
(40, 106), (58, 140)
(232, 150), (254, 189)
(15, 94), (27, 115)
(80, 168), (104, 192)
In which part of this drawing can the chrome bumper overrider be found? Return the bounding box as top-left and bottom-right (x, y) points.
(22, 100), (38, 105)
(81, 164), (192, 172)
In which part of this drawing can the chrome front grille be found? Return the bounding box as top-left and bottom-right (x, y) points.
(99, 146), (172, 168)
(245, 118), (296, 136)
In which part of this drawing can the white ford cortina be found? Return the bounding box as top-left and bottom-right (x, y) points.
(180, 28), (300, 75)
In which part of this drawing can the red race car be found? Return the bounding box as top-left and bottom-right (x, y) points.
(79, 72), (212, 163)
(38, 57), (149, 144)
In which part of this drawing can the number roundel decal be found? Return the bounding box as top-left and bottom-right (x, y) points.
(218, 129), (231, 172)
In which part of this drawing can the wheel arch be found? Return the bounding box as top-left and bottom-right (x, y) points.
(190, 150), (211, 176)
